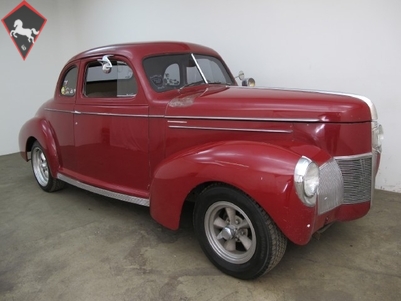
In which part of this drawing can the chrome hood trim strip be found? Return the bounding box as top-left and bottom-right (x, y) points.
(165, 115), (319, 123)
(169, 125), (292, 133)
(333, 152), (372, 160)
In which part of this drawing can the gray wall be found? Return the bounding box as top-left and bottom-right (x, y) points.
(1, 0), (400, 192)
(0, 0), (78, 153)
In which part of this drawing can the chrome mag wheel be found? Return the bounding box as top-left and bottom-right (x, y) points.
(32, 145), (49, 187)
(194, 185), (287, 279)
(30, 141), (64, 192)
(204, 201), (256, 264)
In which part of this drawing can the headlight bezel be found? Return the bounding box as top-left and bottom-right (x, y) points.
(294, 156), (320, 206)
(372, 121), (384, 153)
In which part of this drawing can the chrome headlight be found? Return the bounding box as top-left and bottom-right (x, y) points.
(372, 121), (384, 153)
(294, 157), (320, 206)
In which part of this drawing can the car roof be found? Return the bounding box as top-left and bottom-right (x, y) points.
(67, 41), (220, 63)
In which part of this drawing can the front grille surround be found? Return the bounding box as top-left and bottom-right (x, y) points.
(317, 153), (373, 214)
(335, 153), (373, 204)
(317, 159), (344, 214)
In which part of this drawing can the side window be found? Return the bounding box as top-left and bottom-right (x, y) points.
(60, 67), (78, 96)
(85, 60), (137, 98)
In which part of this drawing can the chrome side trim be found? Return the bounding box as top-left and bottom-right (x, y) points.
(44, 108), (74, 114)
(45, 108), (164, 119)
(167, 120), (187, 124)
(165, 115), (319, 123)
(57, 174), (150, 207)
(169, 125), (292, 133)
(45, 107), (318, 123)
(75, 111), (149, 118)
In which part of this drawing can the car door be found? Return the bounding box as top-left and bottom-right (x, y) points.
(74, 55), (149, 197)
(48, 62), (78, 173)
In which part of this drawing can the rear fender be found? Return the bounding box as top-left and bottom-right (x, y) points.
(150, 140), (327, 242)
(19, 117), (60, 177)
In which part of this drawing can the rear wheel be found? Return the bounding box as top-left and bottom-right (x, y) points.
(31, 141), (64, 192)
(193, 185), (287, 279)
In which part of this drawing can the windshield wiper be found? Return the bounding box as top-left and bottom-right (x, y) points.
(179, 80), (206, 91)
(179, 81), (231, 91)
(208, 81), (231, 85)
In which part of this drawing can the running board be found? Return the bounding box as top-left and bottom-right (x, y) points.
(57, 174), (150, 207)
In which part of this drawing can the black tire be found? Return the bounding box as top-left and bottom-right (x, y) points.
(31, 141), (65, 192)
(193, 185), (287, 280)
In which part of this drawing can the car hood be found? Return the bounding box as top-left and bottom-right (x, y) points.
(165, 86), (373, 123)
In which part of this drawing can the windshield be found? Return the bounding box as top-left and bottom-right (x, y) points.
(143, 53), (234, 92)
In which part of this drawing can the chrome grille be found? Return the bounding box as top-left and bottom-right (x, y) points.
(318, 159), (344, 214)
(335, 154), (373, 204)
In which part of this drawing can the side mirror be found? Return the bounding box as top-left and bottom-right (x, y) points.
(236, 71), (255, 87)
(238, 71), (245, 81)
(98, 55), (113, 74)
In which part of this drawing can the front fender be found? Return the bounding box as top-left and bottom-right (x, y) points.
(19, 117), (60, 177)
(150, 140), (330, 244)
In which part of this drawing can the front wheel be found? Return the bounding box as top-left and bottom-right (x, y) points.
(193, 185), (287, 280)
(31, 141), (64, 192)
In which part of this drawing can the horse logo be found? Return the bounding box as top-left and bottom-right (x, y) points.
(2, 0), (47, 59)
(10, 19), (39, 44)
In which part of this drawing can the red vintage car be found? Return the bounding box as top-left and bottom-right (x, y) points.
(19, 42), (383, 279)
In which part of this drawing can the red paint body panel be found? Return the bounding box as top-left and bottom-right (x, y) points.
(72, 104), (149, 195)
(19, 42), (381, 246)
(164, 86), (371, 122)
(19, 115), (60, 177)
(151, 141), (321, 244)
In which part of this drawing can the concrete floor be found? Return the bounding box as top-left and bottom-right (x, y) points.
(0, 153), (400, 301)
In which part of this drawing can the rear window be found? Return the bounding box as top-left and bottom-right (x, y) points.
(60, 67), (78, 97)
